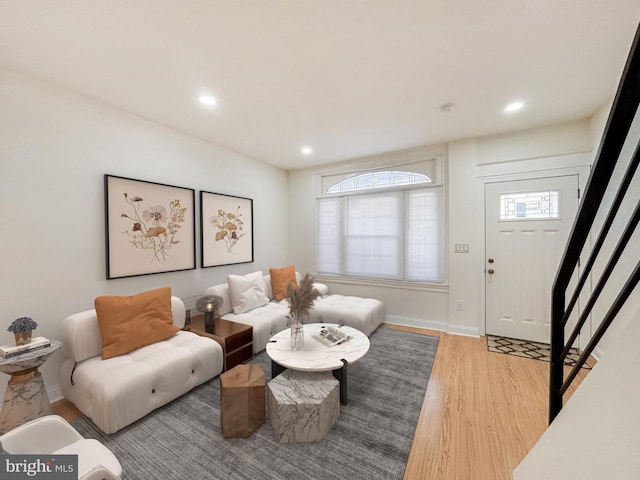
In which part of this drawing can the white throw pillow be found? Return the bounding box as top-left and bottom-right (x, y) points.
(227, 271), (268, 313)
(312, 282), (329, 296)
(233, 285), (270, 314)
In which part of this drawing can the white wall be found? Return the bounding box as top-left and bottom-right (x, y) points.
(0, 68), (290, 400)
(447, 138), (482, 334)
(288, 120), (595, 336)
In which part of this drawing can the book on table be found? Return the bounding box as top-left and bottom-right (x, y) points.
(312, 326), (350, 347)
(0, 336), (51, 358)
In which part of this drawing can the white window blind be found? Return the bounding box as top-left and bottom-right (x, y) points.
(346, 191), (403, 278)
(406, 187), (443, 282)
(317, 186), (443, 283)
(317, 197), (342, 273)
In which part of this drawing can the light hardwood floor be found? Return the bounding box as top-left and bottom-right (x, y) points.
(52, 324), (589, 480)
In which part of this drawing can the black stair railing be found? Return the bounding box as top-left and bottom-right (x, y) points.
(549, 23), (640, 423)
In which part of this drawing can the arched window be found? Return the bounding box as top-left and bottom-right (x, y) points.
(327, 170), (432, 194)
(317, 166), (443, 283)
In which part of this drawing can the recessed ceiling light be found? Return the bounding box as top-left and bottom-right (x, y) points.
(198, 95), (217, 107)
(301, 146), (313, 155)
(504, 101), (525, 113)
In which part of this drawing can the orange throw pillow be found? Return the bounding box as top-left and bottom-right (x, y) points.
(94, 287), (178, 359)
(270, 266), (298, 301)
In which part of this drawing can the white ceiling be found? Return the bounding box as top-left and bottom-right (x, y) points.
(1, 1), (639, 171)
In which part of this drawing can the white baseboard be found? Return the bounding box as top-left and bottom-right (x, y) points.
(592, 345), (605, 362)
(384, 314), (447, 332)
(383, 314), (480, 337)
(446, 324), (481, 337)
(48, 384), (63, 404)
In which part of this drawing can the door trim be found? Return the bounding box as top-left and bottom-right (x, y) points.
(475, 160), (591, 347)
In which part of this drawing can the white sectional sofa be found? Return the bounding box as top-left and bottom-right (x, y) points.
(59, 293), (223, 434)
(204, 271), (384, 353)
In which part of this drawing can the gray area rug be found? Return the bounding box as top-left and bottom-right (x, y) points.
(72, 327), (439, 480)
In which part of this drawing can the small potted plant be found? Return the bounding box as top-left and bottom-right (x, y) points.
(7, 317), (38, 345)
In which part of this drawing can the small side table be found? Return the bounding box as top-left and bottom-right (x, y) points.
(0, 340), (61, 434)
(267, 369), (340, 443)
(186, 315), (253, 371)
(220, 364), (265, 438)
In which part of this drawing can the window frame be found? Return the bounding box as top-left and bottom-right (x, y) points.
(315, 155), (446, 285)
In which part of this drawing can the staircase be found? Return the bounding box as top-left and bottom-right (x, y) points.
(549, 21), (640, 422)
(514, 22), (640, 480)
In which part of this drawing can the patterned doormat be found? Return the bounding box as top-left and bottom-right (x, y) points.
(487, 335), (591, 369)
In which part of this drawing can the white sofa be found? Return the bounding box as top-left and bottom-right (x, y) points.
(59, 296), (223, 434)
(205, 272), (384, 353)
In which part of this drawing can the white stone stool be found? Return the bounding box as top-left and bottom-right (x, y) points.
(267, 369), (339, 443)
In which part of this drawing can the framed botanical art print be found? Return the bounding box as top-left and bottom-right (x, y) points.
(104, 174), (196, 279)
(200, 191), (254, 268)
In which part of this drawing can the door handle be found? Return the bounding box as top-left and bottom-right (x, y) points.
(487, 269), (495, 274)
(488, 258), (494, 263)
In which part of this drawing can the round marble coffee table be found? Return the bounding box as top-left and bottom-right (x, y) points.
(266, 323), (370, 405)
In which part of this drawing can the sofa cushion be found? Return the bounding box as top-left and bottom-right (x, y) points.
(94, 287), (179, 359)
(204, 283), (233, 316)
(312, 282), (329, 296)
(307, 295), (384, 337)
(269, 265), (298, 301)
(227, 271), (269, 314)
(61, 296), (186, 363)
(60, 330), (223, 434)
(221, 302), (289, 353)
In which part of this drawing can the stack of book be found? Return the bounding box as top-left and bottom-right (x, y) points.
(0, 336), (51, 358)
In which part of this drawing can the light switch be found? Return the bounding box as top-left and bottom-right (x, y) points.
(454, 243), (470, 253)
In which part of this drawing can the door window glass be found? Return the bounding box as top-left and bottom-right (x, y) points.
(499, 190), (560, 220)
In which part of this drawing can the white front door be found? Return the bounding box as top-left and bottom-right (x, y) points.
(485, 175), (580, 343)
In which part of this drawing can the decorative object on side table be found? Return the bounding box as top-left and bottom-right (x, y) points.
(285, 273), (321, 350)
(7, 317), (38, 346)
(196, 295), (223, 334)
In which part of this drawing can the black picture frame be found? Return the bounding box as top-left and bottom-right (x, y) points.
(104, 174), (196, 279)
(200, 191), (254, 268)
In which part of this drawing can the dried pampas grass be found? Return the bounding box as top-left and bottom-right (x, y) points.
(286, 272), (321, 320)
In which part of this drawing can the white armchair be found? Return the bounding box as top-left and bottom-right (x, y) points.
(0, 415), (122, 480)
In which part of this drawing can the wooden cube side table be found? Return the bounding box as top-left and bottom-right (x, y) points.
(185, 315), (253, 371)
(220, 364), (265, 438)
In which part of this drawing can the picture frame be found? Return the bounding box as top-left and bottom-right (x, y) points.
(104, 174), (196, 279)
(200, 191), (254, 268)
